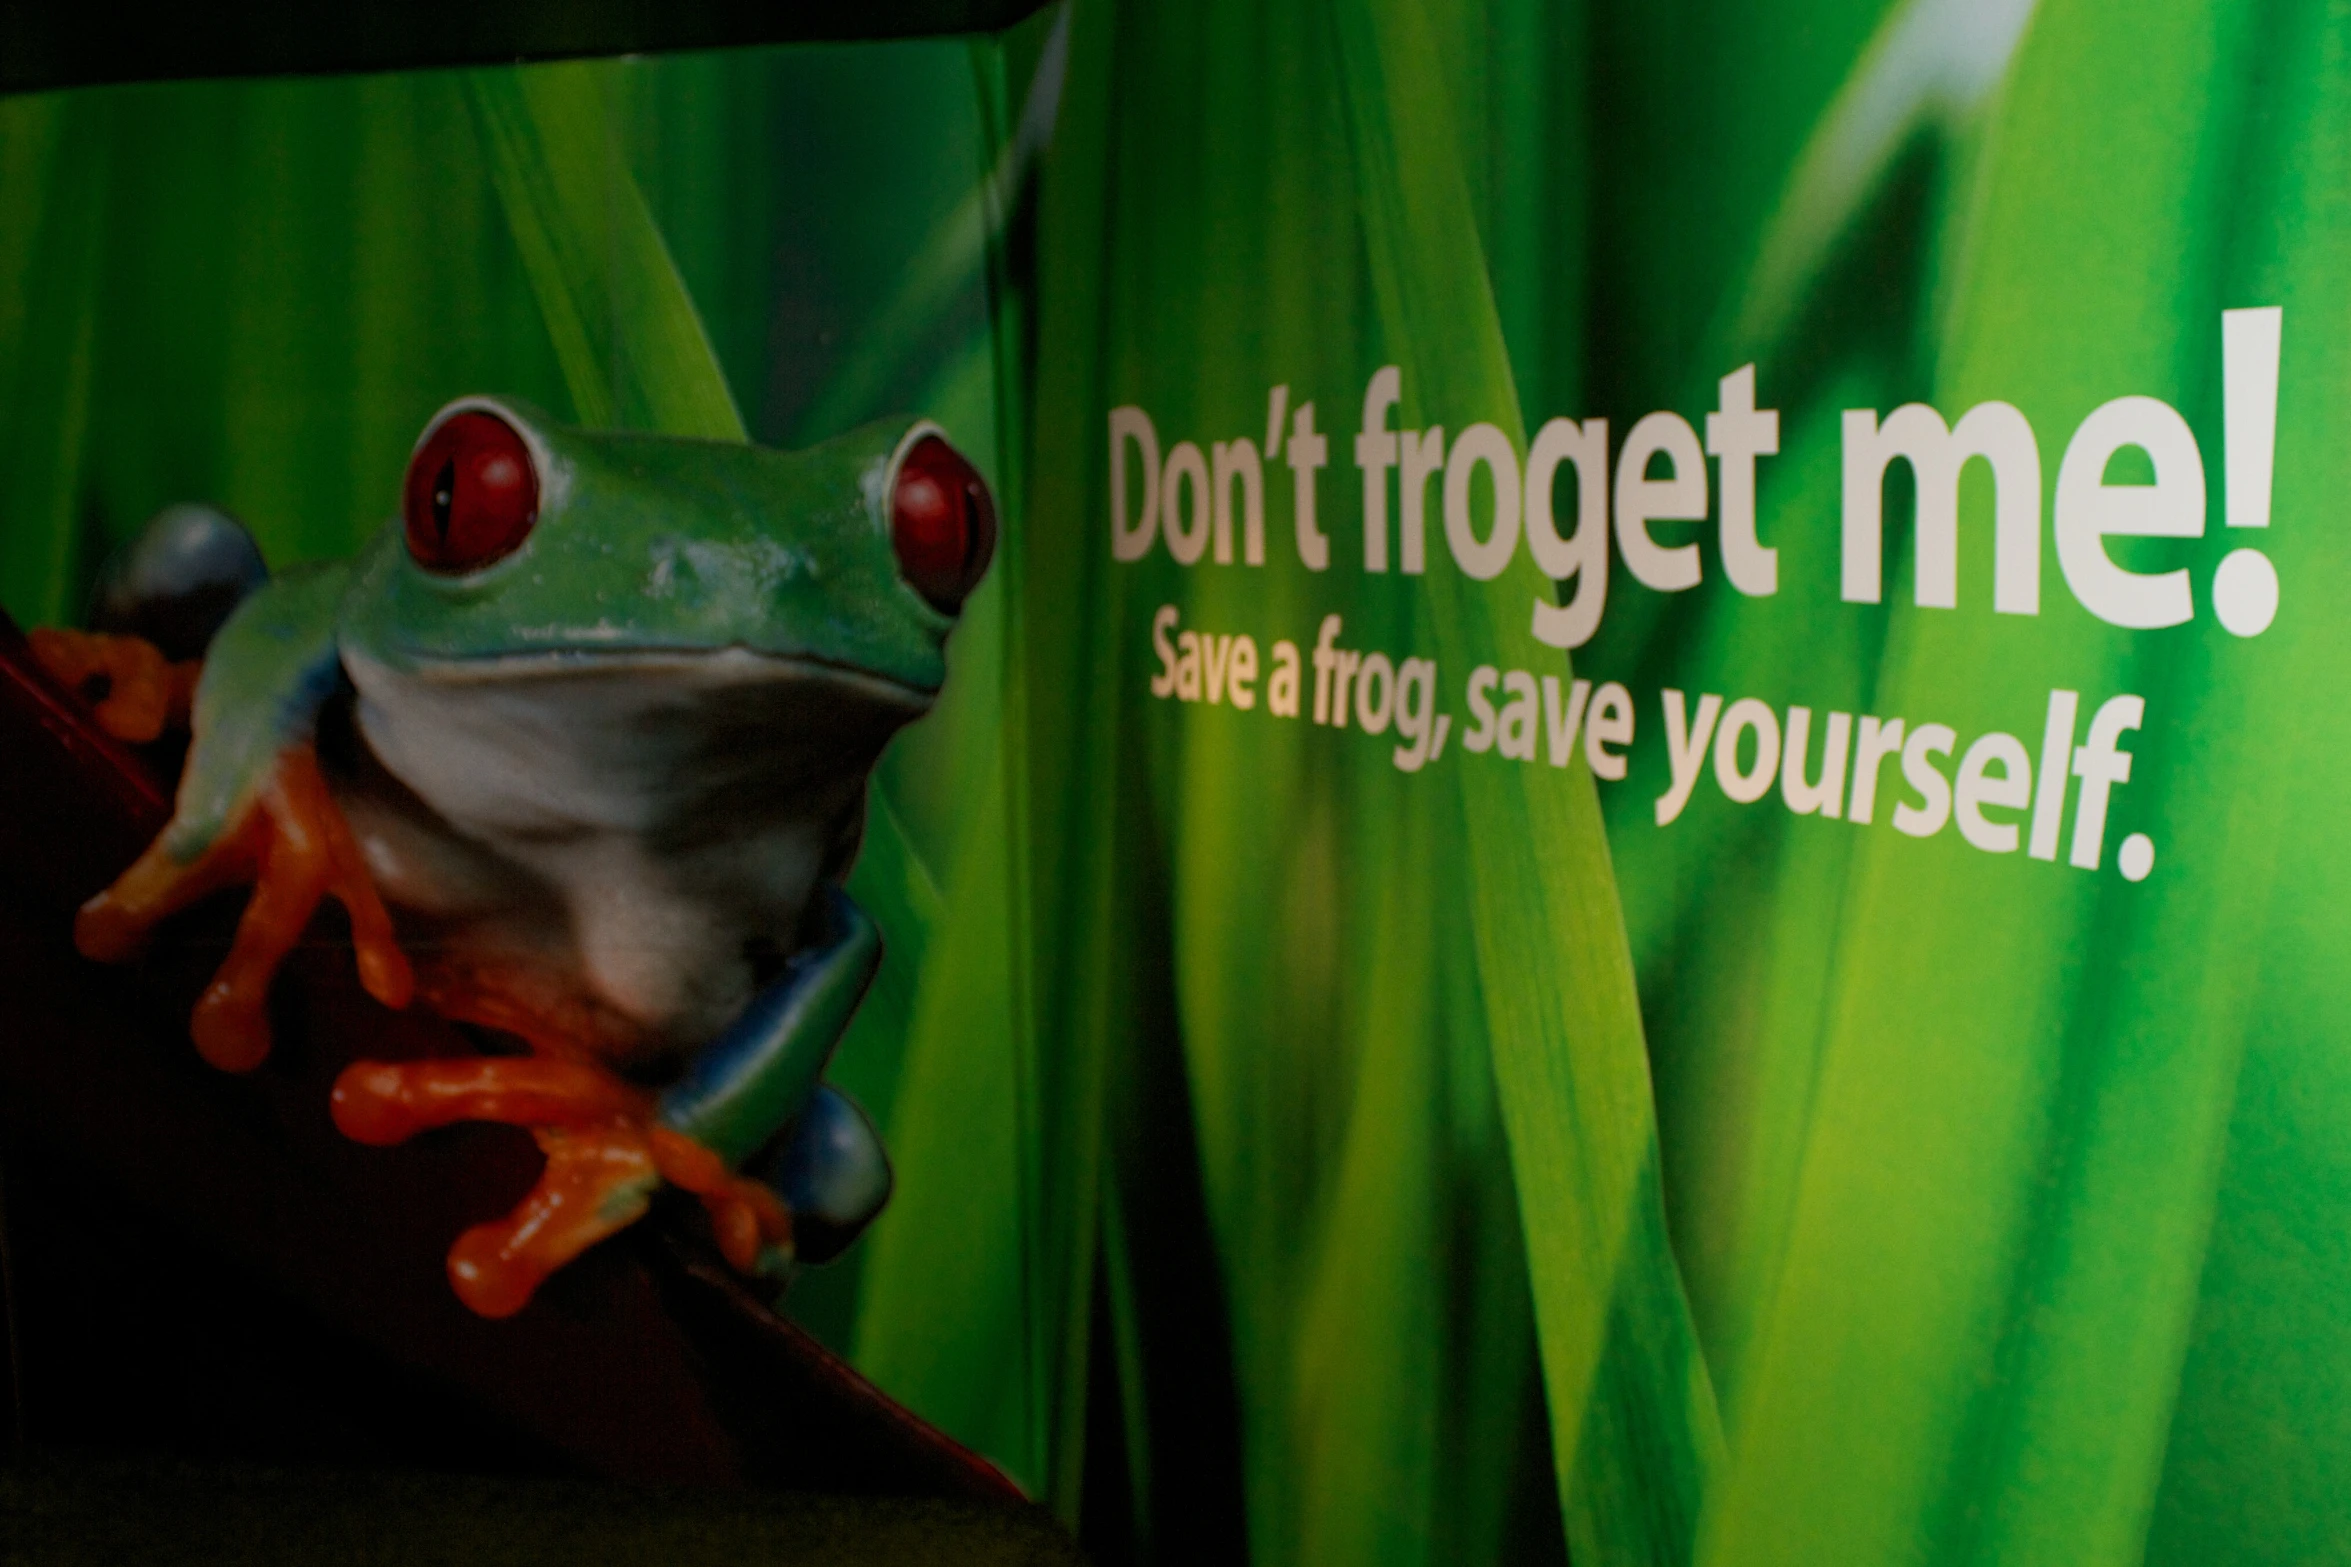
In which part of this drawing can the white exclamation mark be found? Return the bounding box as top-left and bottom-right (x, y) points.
(2216, 307), (2282, 637)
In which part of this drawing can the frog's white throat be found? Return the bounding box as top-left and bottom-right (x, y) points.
(343, 645), (924, 840)
(338, 644), (922, 1044)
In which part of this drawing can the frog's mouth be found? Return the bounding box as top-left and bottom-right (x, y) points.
(391, 645), (936, 710)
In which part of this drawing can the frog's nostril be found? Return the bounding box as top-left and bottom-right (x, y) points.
(891, 435), (996, 613)
(405, 410), (539, 574)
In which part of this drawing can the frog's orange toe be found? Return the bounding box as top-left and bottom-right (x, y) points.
(355, 941), (416, 1012)
(28, 626), (185, 744)
(650, 1126), (793, 1274)
(445, 1126), (660, 1318)
(191, 982), (273, 1074)
(329, 1061), (419, 1145)
(72, 825), (248, 965)
(448, 1227), (547, 1320)
(74, 892), (150, 965)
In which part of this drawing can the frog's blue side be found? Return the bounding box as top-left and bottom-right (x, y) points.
(655, 884), (881, 1165)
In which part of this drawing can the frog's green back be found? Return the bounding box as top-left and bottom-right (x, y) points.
(339, 401), (960, 697)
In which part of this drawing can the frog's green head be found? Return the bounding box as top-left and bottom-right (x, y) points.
(341, 396), (995, 704)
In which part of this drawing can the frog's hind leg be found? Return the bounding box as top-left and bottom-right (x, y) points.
(333, 1055), (659, 1317)
(330, 1055), (790, 1317)
(331, 887), (880, 1319)
(77, 744), (414, 1071)
(430, 1125), (791, 1319)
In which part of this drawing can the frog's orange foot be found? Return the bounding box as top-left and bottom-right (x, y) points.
(332, 1057), (791, 1318)
(448, 1125), (662, 1318)
(649, 1124), (795, 1278)
(28, 626), (200, 743)
(75, 744), (413, 1071)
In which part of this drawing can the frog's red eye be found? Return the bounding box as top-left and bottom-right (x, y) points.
(404, 411), (539, 573)
(892, 435), (995, 613)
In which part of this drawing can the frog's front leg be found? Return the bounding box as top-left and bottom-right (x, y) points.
(27, 626), (201, 743)
(70, 560), (408, 1069)
(77, 743), (415, 1071)
(330, 886), (881, 1318)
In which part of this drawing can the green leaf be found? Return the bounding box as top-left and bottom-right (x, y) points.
(0, 94), (105, 630)
(1332, 2), (1725, 1560)
(464, 62), (745, 441)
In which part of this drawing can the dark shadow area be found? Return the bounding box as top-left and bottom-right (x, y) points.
(0, 0), (1055, 94)
(1075, 734), (1249, 1567)
(4, 1451), (1086, 1566)
(1, 1146), (565, 1475)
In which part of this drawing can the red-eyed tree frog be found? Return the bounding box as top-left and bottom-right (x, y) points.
(52, 397), (995, 1318)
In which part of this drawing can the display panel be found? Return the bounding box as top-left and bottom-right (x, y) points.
(2, 3), (2343, 1565)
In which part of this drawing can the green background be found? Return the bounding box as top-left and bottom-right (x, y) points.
(3, 2), (2348, 1563)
